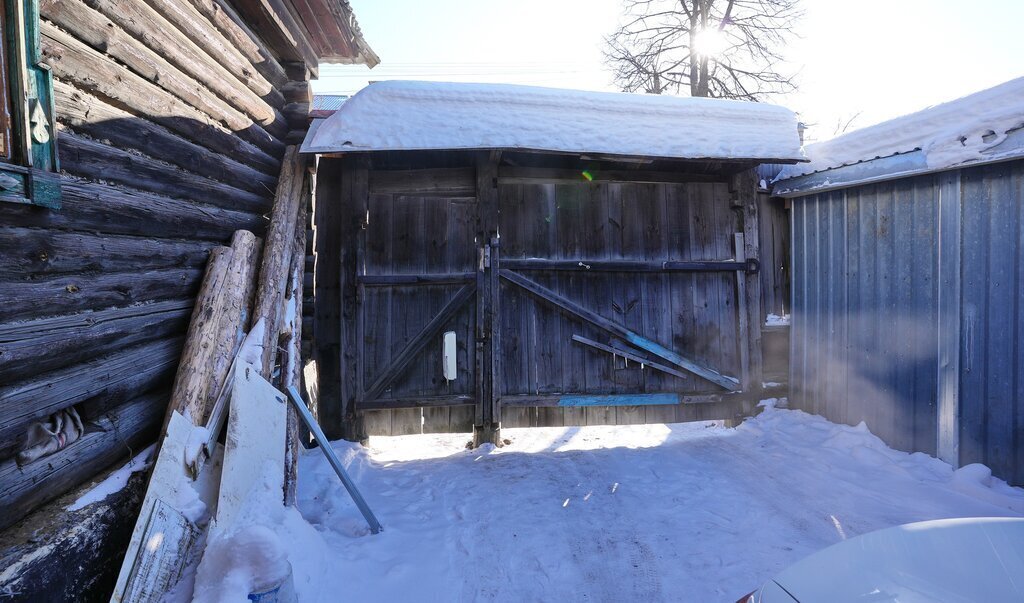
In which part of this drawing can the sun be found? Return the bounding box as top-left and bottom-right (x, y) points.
(693, 28), (729, 57)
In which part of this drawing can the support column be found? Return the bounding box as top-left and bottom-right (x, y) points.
(732, 168), (764, 394)
(473, 151), (501, 447)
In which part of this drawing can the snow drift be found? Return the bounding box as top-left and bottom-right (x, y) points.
(302, 80), (805, 162)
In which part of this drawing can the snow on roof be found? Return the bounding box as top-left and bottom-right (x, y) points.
(301, 81), (804, 162)
(777, 76), (1024, 181)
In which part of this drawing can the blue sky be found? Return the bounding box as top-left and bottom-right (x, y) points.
(318, 0), (1024, 143)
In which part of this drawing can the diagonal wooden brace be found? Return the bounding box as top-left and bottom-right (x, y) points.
(500, 269), (740, 391)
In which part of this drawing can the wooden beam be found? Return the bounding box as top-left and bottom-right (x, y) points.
(58, 132), (271, 214)
(313, 161), (345, 439)
(0, 299), (192, 383)
(2, 179), (266, 242)
(502, 258), (756, 273)
(474, 151), (501, 445)
(361, 282), (477, 402)
(733, 169), (764, 393)
(4, 267), (204, 324)
(164, 231), (259, 438)
(500, 269), (740, 390)
(571, 334), (689, 380)
(0, 225), (214, 277)
(499, 393), (743, 407)
(283, 181), (309, 505)
(368, 168), (476, 197)
(252, 147), (306, 378)
(497, 166), (722, 185)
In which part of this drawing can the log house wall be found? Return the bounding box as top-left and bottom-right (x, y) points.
(0, 0), (320, 531)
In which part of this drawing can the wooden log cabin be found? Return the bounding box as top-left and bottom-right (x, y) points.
(0, 0), (375, 597)
(301, 82), (803, 446)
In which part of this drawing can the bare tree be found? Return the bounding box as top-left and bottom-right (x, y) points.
(605, 0), (801, 100)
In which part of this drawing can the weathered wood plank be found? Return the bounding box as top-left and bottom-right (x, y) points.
(368, 168), (476, 197)
(4, 267), (204, 323)
(53, 81), (278, 196)
(502, 258), (754, 272)
(2, 179), (266, 241)
(498, 167), (721, 186)
(58, 131), (271, 214)
(0, 337), (183, 458)
(41, 28), (280, 174)
(314, 162), (345, 439)
(0, 226), (214, 277)
(0, 389), (166, 532)
(571, 335), (689, 380)
(0, 299), (193, 383)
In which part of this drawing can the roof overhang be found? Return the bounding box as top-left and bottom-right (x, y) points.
(301, 81), (806, 164)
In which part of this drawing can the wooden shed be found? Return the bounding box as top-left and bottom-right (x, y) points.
(302, 82), (804, 445)
(0, 0), (375, 597)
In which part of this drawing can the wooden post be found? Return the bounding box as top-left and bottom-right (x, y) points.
(252, 146), (306, 379)
(313, 159), (346, 439)
(473, 151), (501, 447)
(732, 168), (764, 394)
(162, 229), (259, 433)
(338, 155), (369, 442)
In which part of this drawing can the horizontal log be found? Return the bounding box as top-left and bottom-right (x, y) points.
(502, 258), (758, 273)
(58, 131), (271, 214)
(2, 179), (266, 241)
(0, 226), (214, 277)
(231, 0), (319, 69)
(140, 0), (286, 109)
(3, 266), (204, 323)
(368, 168), (476, 197)
(0, 337), (182, 458)
(0, 389), (166, 532)
(281, 80), (312, 104)
(185, 0), (289, 89)
(0, 299), (193, 382)
(41, 28), (280, 175)
(40, 0), (285, 145)
(358, 395), (474, 411)
(54, 80), (278, 196)
(497, 166), (722, 185)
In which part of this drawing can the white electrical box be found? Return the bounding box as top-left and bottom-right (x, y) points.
(442, 331), (457, 381)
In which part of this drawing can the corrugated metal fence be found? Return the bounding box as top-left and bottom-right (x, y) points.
(790, 159), (1024, 485)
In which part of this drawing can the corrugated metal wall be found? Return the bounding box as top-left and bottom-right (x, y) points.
(790, 159), (1024, 485)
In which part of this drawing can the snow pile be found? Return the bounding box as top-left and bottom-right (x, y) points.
(67, 444), (156, 511)
(765, 313), (790, 326)
(303, 80), (804, 162)
(778, 76), (1024, 179)
(192, 462), (329, 603)
(183, 405), (1024, 602)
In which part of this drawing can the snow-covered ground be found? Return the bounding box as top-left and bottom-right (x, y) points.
(195, 402), (1024, 602)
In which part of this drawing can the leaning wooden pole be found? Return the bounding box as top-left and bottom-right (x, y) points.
(162, 229), (260, 435)
(252, 146), (306, 379)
